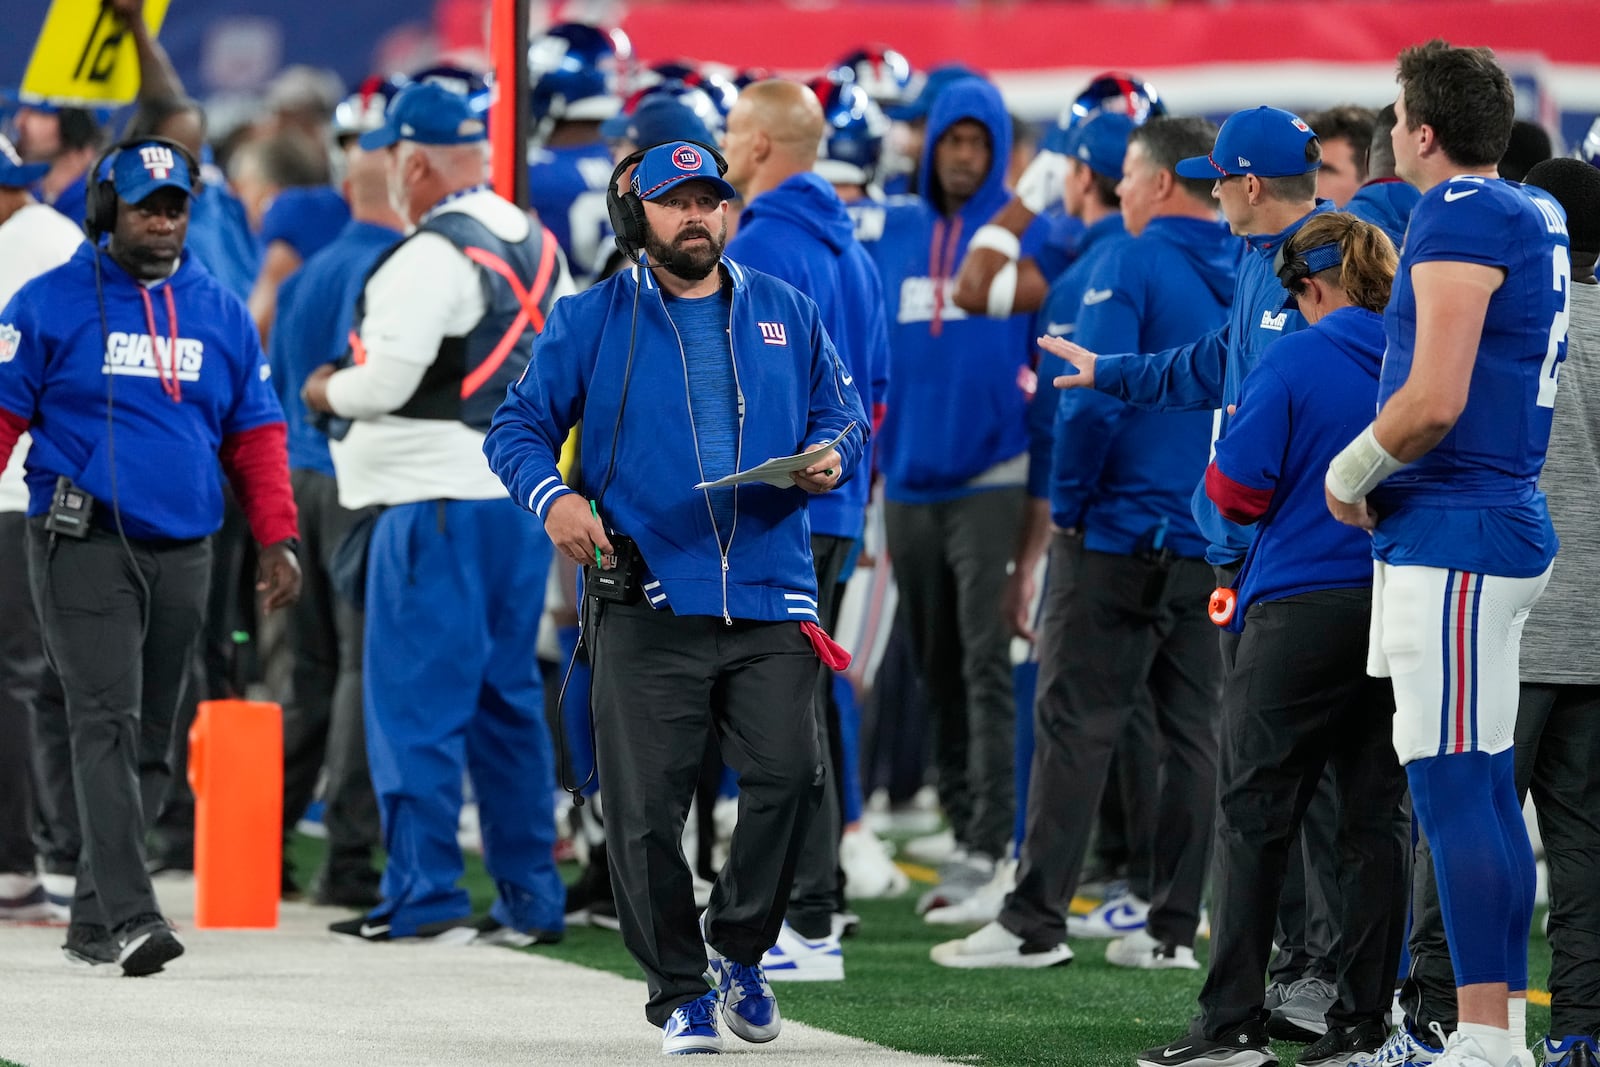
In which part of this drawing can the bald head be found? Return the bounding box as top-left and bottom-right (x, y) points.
(723, 79), (827, 200)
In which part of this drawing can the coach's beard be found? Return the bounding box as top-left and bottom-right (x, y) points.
(646, 222), (727, 282)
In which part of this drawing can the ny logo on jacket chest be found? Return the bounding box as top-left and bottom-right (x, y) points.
(104, 332), (205, 382)
(758, 321), (788, 347)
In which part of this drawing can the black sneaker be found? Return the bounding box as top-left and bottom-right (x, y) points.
(1138, 1020), (1278, 1067)
(471, 915), (563, 947)
(312, 877), (383, 910)
(115, 914), (185, 976)
(328, 914), (478, 945)
(62, 923), (118, 970)
(1300, 1020), (1389, 1067)
(564, 860), (618, 930)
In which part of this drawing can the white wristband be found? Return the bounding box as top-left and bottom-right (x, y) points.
(986, 260), (1018, 318)
(968, 223), (1021, 262)
(1325, 423), (1405, 503)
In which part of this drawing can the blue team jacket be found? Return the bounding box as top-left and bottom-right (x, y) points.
(1346, 178), (1421, 251)
(727, 172), (889, 541)
(1207, 305), (1385, 625)
(870, 77), (1049, 503)
(485, 256), (867, 624)
(1058, 215), (1240, 558)
(1089, 200), (1336, 563)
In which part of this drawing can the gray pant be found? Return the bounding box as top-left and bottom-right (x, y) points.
(1002, 539), (1221, 947)
(589, 598), (822, 1027)
(787, 533), (852, 939)
(884, 489), (1023, 860)
(280, 469), (378, 890)
(25, 520), (210, 931)
(1402, 683), (1600, 1040)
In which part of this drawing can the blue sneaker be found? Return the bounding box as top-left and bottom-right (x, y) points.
(718, 959), (781, 1043)
(1540, 1035), (1599, 1067)
(662, 991), (723, 1055)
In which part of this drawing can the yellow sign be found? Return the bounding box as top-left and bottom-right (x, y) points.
(20, 0), (173, 108)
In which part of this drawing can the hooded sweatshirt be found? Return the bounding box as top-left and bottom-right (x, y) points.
(1057, 215), (1240, 558)
(1346, 177), (1421, 251)
(1205, 305), (1385, 625)
(727, 171), (889, 540)
(871, 77), (1053, 503)
(1089, 200), (1336, 563)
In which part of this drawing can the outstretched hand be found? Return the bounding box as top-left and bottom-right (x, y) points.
(1039, 335), (1099, 390)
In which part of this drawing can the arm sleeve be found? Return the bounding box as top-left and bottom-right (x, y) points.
(1206, 357), (1293, 525)
(0, 292), (46, 442)
(1094, 322), (1231, 412)
(219, 422), (298, 545)
(1051, 385), (1122, 526)
(221, 313), (288, 434)
(484, 295), (593, 520)
(1405, 186), (1517, 271)
(1025, 352), (1062, 500)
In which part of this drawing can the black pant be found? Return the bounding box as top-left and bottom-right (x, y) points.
(0, 512), (47, 873)
(884, 489), (1023, 860)
(280, 470), (378, 889)
(1199, 589), (1409, 1039)
(25, 521), (211, 931)
(1402, 682), (1600, 1040)
(788, 533), (852, 938)
(588, 599), (822, 1027)
(1269, 770), (1343, 985)
(1002, 542), (1221, 947)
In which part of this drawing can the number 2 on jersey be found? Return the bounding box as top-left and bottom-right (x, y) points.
(1537, 244), (1571, 409)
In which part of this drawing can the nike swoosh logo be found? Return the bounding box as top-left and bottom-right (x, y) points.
(1082, 288), (1114, 305)
(358, 923), (390, 938)
(1045, 322), (1075, 336)
(1164, 1046), (1192, 1056)
(841, 369), (854, 385)
(1443, 188), (1479, 202)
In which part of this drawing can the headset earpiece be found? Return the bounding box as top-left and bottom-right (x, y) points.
(1273, 240), (1308, 295)
(605, 140), (730, 262)
(83, 135), (203, 241)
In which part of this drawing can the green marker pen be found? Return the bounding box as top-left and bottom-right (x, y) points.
(590, 500), (602, 566)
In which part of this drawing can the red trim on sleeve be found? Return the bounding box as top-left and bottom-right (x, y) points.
(219, 422), (299, 546)
(1205, 461), (1274, 526)
(0, 409), (29, 472)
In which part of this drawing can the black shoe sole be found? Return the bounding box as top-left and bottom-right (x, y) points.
(119, 930), (184, 976)
(1267, 1015), (1326, 1042)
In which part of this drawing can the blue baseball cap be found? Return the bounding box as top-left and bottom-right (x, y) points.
(0, 133), (47, 188)
(886, 64), (981, 122)
(602, 97), (714, 148)
(1175, 105), (1320, 180)
(631, 141), (737, 202)
(1061, 112), (1135, 181)
(108, 141), (195, 204)
(359, 82), (487, 151)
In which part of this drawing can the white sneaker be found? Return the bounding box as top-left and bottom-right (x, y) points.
(1105, 928), (1200, 970)
(1067, 891), (1150, 939)
(915, 850), (995, 915)
(760, 922), (844, 982)
(1348, 1023), (1443, 1067)
(929, 920), (1073, 969)
(840, 827), (909, 900)
(0, 873), (54, 922)
(925, 859), (1016, 926)
(1430, 1029), (1499, 1067)
(903, 828), (957, 864)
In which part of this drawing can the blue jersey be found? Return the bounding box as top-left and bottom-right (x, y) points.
(269, 219), (402, 477)
(0, 245), (284, 540)
(260, 186), (351, 263)
(528, 141), (615, 287)
(1371, 176), (1569, 577)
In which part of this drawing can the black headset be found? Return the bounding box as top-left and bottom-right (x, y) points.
(84, 135), (202, 240)
(605, 139), (729, 262)
(1273, 236), (1342, 295)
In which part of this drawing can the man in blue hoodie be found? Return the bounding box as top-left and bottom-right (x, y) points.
(486, 141), (866, 1053)
(871, 74), (1051, 904)
(933, 115), (1236, 971)
(723, 79), (889, 980)
(1345, 103), (1421, 250)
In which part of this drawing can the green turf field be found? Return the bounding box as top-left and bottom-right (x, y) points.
(290, 833), (1554, 1066)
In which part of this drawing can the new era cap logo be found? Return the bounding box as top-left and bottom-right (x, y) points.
(139, 144), (176, 179)
(1238, 156), (1252, 168)
(759, 321), (787, 346)
(673, 145), (703, 171)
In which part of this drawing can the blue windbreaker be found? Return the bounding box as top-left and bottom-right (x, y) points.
(727, 172), (889, 541)
(1089, 200), (1336, 563)
(486, 256), (867, 624)
(1058, 215), (1240, 558)
(1206, 305), (1385, 625)
(869, 77), (1051, 503)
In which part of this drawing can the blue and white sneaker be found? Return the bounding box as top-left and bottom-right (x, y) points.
(1347, 1023), (1443, 1067)
(662, 991), (723, 1055)
(1067, 891), (1149, 939)
(1540, 1035), (1599, 1067)
(759, 921), (845, 981)
(718, 959), (781, 1043)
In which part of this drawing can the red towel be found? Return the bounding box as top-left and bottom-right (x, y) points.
(800, 621), (852, 671)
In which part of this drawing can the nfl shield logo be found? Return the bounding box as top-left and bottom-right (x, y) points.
(0, 323), (20, 363)
(673, 145), (703, 171)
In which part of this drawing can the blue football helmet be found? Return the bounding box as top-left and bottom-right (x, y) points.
(528, 22), (630, 125)
(409, 64), (492, 118)
(640, 62), (738, 126)
(609, 80), (727, 141)
(811, 76), (890, 187)
(830, 46), (915, 108)
(1042, 72), (1165, 154)
(332, 74), (410, 141)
